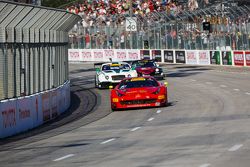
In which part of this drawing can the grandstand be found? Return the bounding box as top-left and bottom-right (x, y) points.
(67, 0), (250, 51)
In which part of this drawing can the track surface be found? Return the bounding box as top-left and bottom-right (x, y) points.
(1, 63), (250, 167)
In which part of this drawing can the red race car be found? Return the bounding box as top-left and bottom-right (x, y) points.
(110, 76), (168, 111)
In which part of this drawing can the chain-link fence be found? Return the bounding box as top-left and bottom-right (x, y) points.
(69, 3), (250, 51)
(0, 1), (81, 101)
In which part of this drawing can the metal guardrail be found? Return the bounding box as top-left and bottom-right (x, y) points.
(69, 3), (250, 51)
(0, 0), (81, 100)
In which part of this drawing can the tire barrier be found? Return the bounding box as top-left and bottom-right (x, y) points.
(0, 81), (70, 139)
(69, 49), (250, 67)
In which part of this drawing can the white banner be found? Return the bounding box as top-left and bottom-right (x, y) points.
(81, 50), (93, 61)
(198, 51), (210, 65)
(186, 50), (198, 64)
(68, 49), (81, 61)
(116, 50), (127, 61)
(127, 50), (140, 60)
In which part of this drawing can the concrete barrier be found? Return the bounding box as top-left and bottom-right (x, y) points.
(0, 81), (70, 138)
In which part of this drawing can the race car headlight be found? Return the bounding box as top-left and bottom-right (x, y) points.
(116, 90), (124, 97)
(105, 75), (109, 80)
(155, 68), (159, 72)
(127, 74), (131, 77)
(152, 88), (160, 94)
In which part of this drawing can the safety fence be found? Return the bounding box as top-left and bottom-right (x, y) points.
(68, 49), (250, 67)
(0, 1), (80, 101)
(69, 3), (250, 51)
(0, 1), (81, 138)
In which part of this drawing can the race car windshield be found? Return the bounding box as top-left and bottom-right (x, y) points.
(102, 64), (129, 71)
(134, 61), (155, 68)
(119, 79), (158, 89)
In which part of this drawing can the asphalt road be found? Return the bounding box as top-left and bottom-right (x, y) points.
(1, 63), (250, 167)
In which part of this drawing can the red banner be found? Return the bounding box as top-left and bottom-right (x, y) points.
(245, 51), (250, 66)
(233, 51), (244, 66)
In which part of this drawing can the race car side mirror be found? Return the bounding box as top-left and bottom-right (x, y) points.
(95, 68), (100, 72)
(109, 85), (113, 89)
(164, 82), (168, 87)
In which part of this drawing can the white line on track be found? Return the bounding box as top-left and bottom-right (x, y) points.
(53, 154), (75, 162)
(199, 164), (211, 167)
(131, 127), (141, 132)
(147, 117), (155, 122)
(245, 92), (250, 95)
(220, 85), (227, 88)
(234, 89), (240, 91)
(101, 138), (116, 144)
(228, 144), (243, 152)
(156, 110), (162, 114)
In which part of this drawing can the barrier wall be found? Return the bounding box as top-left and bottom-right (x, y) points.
(69, 49), (250, 67)
(0, 81), (70, 138)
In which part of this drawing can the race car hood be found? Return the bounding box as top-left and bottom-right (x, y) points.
(118, 87), (159, 96)
(103, 69), (131, 74)
(136, 67), (156, 75)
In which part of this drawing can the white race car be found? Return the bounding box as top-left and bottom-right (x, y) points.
(94, 62), (138, 88)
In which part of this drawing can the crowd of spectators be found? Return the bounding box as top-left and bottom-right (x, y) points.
(66, 0), (210, 27)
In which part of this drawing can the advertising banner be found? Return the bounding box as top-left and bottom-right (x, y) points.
(41, 92), (51, 122)
(81, 50), (92, 61)
(68, 49), (80, 61)
(93, 50), (104, 61)
(31, 94), (43, 127)
(103, 49), (115, 60)
(16, 97), (34, 133)
(128, 50), (140, 60)
(210, 51), (221, 65)
(140, 50), (150, 60)
(245, 51), (250, 66)
(163, 50), (174, 63)
(233, 51), (244, 66)
(152, 50), (162, 62)
(198, 51), (210, 65)
(175, 51), (185, 63)
(186, 50), (198, 64)
(0, 99), (17, 138)
(116, 50), (127, 61)
(221, 51), (232, 65)
(50, 90), (58, 119)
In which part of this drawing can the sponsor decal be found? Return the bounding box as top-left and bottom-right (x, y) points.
(2, 109), (16, 128)
(233, 51), (244, 66)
